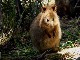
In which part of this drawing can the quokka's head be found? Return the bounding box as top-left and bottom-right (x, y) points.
(39, 5), (59, 31)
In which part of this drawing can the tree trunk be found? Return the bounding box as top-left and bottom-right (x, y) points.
(0, 0), (2, 31)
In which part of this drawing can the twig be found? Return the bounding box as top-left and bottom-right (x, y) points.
(74, 0), (80, 8)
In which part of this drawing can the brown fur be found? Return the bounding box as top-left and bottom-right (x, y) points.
(30, 5), (62, 53)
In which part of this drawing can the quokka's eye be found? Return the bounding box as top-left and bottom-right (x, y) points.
(47, 19), (49, 22)
(53, 18), (54, 21)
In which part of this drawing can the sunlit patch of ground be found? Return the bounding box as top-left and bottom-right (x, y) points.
(58, 47), (80, 60)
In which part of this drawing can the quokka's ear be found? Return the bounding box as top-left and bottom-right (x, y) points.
(41, 7), (46, 12)
(52, 5), (57, 11)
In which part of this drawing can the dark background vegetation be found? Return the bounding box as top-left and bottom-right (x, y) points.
(0, 0), (80, 60)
